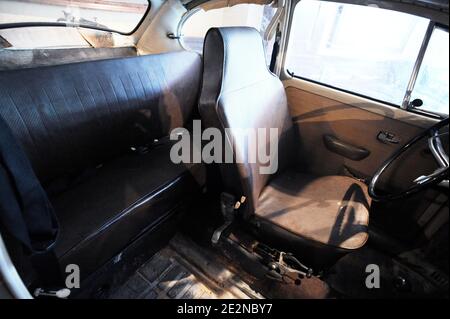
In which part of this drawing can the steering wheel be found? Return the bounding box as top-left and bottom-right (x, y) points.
(369, 117), (449, 201)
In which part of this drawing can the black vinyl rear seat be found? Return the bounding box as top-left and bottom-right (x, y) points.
(0, 51), (205, 281)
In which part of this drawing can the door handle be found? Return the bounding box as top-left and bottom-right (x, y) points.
(377, 131), (400, 144)
(323, 135), (370, 161)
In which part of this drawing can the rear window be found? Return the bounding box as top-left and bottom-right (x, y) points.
(0, 0), (150, 34)
(180, 3), (277, 63)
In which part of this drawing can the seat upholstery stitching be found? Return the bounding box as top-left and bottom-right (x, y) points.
(5, 91), (40, 157)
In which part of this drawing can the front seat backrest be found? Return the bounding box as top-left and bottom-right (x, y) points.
(199, 27), (295, 215)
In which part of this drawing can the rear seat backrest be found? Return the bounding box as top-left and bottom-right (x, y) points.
(0, 51), (202, 187)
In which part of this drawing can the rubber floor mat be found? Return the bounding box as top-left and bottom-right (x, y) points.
(110, 235), (263, 299)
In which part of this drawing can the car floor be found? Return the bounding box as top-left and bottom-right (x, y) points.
(109, 234), (263, 299)
(108, 232), (332, 299)
(108, 229), (448, 299)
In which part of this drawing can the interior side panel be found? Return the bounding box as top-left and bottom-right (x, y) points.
(284, 80), (439, 191)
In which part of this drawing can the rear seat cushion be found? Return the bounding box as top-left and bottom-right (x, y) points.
(53, 142), (205, 278)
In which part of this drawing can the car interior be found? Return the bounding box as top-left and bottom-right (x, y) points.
(0, 0), (448, 299)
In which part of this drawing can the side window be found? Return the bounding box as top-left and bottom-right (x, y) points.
(0, 0), (150, 34)
(285, 0), (431, 107)
(410, 28), (449, 115)
(180, 3), (277, 63)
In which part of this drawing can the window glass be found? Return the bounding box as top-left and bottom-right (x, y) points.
(285, 0), (429, 105)
(0, 0), (149, 34)
(181, 4), (277, 63)
(410, 28), (449, 115)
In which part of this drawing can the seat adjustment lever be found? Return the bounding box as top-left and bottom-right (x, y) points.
(255, 243), (314, 284)
(211, 193), (246, 245)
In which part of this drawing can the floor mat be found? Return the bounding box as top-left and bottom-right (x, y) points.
(110, 234), (263, 299)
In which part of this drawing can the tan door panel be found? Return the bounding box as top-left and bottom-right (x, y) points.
(284, 79), (439, 190)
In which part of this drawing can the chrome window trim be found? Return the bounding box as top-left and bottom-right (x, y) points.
(401, 20), (436, 110)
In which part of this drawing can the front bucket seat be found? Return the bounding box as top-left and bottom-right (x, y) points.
(198, 27), (370, 269)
